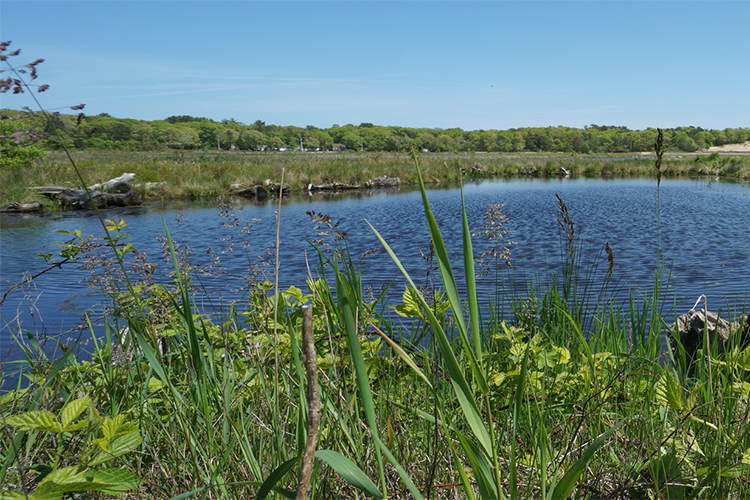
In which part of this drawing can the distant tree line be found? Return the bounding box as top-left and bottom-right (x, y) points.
(3, 109), (748, 154)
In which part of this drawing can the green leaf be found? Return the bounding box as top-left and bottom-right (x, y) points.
(456, 432), (498, 500)
(413, 164), (488, 394)
(6, 411), (62, 433)
(102, 414), (127, 441)
(656, 370), (683, 411)
(550, 422), (621, 499)
(61, 396), (91, 430)
(89, 431), (142, 467)
(254, 455), (300, 500)
(736, 346), (750, 372)
(368, 221), (493, 458)
(37, 466), (103, 493)
(315, 450), (384, 499)
(370, 323), (433, 390)
(84, 468), (141, 494)
(460, 179), (482, 360)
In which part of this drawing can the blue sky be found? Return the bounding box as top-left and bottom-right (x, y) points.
(2, 1), (749, 131)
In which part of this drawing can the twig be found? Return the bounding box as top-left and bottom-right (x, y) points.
(296, 304), (320, 500)
(0, 258), (70, 307)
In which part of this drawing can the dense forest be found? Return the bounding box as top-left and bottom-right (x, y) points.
(3, 108), (749, 154)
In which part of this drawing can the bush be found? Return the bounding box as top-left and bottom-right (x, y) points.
(0, 117), (47, 170)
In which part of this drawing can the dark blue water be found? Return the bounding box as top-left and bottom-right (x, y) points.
(2, 177), (749, 373)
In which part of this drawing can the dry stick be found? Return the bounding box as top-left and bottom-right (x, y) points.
(296, 304), (321, 500)
(272, 168), (286, 429)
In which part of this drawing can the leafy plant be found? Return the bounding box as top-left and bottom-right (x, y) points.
(2, 396), (142, 499)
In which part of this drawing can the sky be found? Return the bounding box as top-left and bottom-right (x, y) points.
(2, 1), (749, 131)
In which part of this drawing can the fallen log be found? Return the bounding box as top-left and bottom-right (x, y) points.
(29, 174), (143, 210)
(0, 201), (44, 213)
(307, 182), (361, 192)
(30, 184), (142, 210)
(365, 176), (401, 189)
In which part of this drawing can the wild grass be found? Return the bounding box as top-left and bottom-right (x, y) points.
(3, 150), (749, 208)
(2, 155), (750, 499)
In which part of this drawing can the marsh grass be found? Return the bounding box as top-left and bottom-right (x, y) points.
(3, 153), (750, 499)
(4, 150), (749, 208)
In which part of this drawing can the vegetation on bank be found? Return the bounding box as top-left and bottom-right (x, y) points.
(3, 108), (749, 155)
(3, 149), (750, 209)
(3, 43), (750, 498)
(2, 154), (750, 499)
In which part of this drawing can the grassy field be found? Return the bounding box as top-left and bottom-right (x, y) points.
(2, 157), (750, 499)
(3, 149), (750, 209)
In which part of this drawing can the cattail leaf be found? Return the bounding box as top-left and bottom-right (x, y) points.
(370, 323), (433, 390)
(460, 179), (482, 360)
(315, 450), (383, 499)
(550, 422), (621, 499)
(456, 431), (498, 500)
(414, 164), (488, 394)
(254, 455), (301, 500)
(368, 221), (493, 457)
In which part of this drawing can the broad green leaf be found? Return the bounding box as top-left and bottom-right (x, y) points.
(392, 287), (423, 318)
(656, 370), (683, 411)
(254, 455), (300, 500)
(550, 422), (621, 499)
(315, 450), (383, 499)
(89, 431), (142, 467)
(102, 414), (127, 441)
(61, 396), (91, 430)
(0, 490), (62, 500)
(37, 466), (104, 493)
(6, 411), (62, 433)
(84, 468), (141, 494)
(736, 346), (750, 372)
(742, 448), (750, 465)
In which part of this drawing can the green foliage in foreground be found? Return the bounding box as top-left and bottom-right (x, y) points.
(3, 165), (750, 499)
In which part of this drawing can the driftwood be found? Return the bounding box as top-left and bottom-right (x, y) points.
(670, 308), (750, 375)
(28, 174), (142, 210)
(0, 202), (43, 213)
(88, 173), (136, 191)
(308, 176), (401, 192)
(307, 182), (361, 192)
(232, 184), (268, 200)
(365, 176), (401, 189)
(296, 305), (320, 500)
(265, 180), (290, 196)
(30, 182), (141, 210)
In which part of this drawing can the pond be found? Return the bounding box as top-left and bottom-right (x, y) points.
(2, 177), (750, 371)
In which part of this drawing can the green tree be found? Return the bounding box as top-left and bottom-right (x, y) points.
(161, 125), (199, 149)
(238, 129), (267, 150)
(0, 116), (47, 169)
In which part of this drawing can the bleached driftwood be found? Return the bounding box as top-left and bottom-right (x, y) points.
(88, 173), (136, 191)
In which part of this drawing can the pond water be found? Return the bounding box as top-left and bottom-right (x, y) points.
(2, 177), (750, 372)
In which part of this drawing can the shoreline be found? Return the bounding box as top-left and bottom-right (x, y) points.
(3, 150), (750, 211)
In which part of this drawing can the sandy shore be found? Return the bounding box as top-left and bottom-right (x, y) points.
(706, 141), (750, 152)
